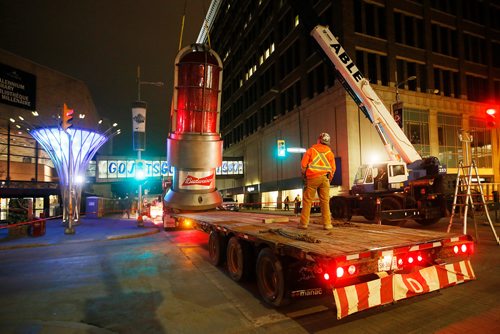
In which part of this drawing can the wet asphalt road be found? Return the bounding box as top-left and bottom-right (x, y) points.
(0, 218), (499, 334)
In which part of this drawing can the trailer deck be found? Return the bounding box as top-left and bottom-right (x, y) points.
(174, 211), (464, 258)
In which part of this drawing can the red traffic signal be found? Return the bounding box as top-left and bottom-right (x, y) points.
(61, 103), (74, 131)
(485, 108), (497, 128)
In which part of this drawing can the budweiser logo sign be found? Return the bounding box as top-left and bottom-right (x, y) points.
(182, 173), (214, 187)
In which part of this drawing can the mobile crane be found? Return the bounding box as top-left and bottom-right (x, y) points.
(292, 1), (448, 226)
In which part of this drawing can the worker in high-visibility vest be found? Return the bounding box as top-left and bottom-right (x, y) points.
(299, 132), (336, 230)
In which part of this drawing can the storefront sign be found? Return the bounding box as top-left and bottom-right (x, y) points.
(97, 158), (244, 181)
(0, 63), (36, 110)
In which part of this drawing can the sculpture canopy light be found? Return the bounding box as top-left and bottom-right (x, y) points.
(30, 127), (109, 232)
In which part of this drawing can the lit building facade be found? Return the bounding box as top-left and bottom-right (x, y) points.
(200, 0), (500, 207)
(0, 49), (105, 219)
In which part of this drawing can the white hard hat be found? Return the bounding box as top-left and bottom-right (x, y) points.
(319, 132), (330, 145)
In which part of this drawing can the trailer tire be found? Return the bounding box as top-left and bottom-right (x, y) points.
(330, 197), (352, 220)
(208, 231), (227, 266)
(226, 236), (253, 282)
(256, 248), (290, 307)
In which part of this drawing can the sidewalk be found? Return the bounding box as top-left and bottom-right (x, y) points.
(0, 214), (160, 250)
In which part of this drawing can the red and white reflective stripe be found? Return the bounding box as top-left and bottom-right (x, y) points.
(409, 241), (442, 252)
(338, 251), (371, 262)
(332, 260), (475, 319)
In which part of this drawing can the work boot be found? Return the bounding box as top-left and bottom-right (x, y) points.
(297, 224), (308, 230)
(324, 224), (333, 230)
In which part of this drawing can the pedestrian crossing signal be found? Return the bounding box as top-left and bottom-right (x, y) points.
(277, 139), (286, 157)
(61, 103), (74, 131)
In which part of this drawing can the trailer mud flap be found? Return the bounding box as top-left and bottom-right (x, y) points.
(332, 260), (475, 319)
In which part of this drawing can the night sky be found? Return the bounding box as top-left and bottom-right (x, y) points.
(0, 0), (208, 157)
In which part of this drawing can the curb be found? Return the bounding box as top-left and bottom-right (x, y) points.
(0, 227), (161, 251)
(0, 320), (114, 334)
(107, 227), (161, 240)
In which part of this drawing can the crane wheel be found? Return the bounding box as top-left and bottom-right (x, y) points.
(330, 197), (352, 220)
(380, 197), (403, 225)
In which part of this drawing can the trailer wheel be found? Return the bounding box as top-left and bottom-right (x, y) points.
(256, 248), (290, 307)
(330, 197), (352, 220)
(208, 231), (226, 266)
(226, 237), (253, 282)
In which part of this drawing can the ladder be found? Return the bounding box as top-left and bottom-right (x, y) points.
(447, 131), (499, 245)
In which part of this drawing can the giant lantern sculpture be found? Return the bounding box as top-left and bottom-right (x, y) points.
(164, 44), (223, 211)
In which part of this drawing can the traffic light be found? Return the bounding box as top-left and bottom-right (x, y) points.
(135, 160), (146, 180)
(485, 108), (497, 128)
(277, 139), (286, 157)
(61, 103), (74, 130)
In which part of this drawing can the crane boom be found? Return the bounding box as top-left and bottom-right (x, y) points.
(311, 25), (422, 164)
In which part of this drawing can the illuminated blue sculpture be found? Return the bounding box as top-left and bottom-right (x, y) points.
(30, 127), (109, 233)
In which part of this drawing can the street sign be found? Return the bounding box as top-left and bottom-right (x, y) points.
(392, 101), (404, 128)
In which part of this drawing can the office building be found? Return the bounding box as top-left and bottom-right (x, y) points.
(200, 0), (500, 206)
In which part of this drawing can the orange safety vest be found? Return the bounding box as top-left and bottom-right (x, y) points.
(301, 143), (335, 179)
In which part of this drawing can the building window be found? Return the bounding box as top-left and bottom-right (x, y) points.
(430, 0), (457, 15)
(463, 33), (487, 65)
(306, 63), (335, 99)
(394, 12), (424, 49)
(462, 0), (485, 25)
(494, 80), (500, 100)
(354, 0), (386, 39)
(466, 75), (488, 102)
(356, 50), (389, 86)
(403, 109), (430, 157)
(280, 81), (301, 114)
(491, 4), (500, 30)
(469, 117), (492, 168)
(437, 113), (462, 168)
(434, 67), (460, 98)
(493, 42), (500, 68)
(431, 24), (458, 57)
(397, 59), (428, 93)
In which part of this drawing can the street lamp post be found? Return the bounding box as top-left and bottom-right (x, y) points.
(395, 74), (417, 102)
(133, 65), (164, 227)
(393, 72), (417, 128)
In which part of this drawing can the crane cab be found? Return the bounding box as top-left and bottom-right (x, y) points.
(352, 162), (408, 194)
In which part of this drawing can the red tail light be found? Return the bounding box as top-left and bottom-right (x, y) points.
(348, 265), (356, 275)
(453, 243), (473, 255)
(407, 256), (414, 264)
(336, 267), (345, 278)
(323, 272), (330, 281)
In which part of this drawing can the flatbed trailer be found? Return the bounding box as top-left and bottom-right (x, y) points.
(172, 211), (475, 319)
